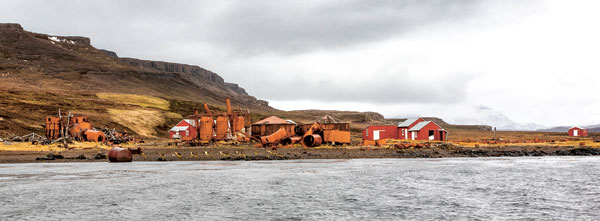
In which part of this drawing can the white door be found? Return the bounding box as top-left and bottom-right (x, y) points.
(373, 131), (380, 140)
(411, 131), (416, 140)
(404, 129), (408, 140)
(574, 130), (579, 136)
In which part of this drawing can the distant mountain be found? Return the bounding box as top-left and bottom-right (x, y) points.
(538, 124), (600, 133)
(448, 106), (545, 131)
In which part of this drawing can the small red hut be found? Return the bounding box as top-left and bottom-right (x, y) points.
(568, 127), (588, 137)
(169, 119), (197, 140)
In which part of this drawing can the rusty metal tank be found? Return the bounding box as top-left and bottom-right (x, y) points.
(302, 134), (322, 147)
(199, 116), (214, 141)
(84, 130), (106, 142)
(215, 116), (228, 140)
(108, 147), (132, 162)
(68, 122), (93, 140)
(45, 116), (61, 140)
(233, 116), (245, 133)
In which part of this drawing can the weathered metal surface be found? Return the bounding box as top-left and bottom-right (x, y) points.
(108, 147), (132, 162)
(84, 130), (106, 142)
(281, 136), (301, 146)
(215, 116), (228, 140)
(303, 134), (322, 147)
(199, 116), (214, 141)
(323, 130), (351, 144)
(259, 127), (289, 147)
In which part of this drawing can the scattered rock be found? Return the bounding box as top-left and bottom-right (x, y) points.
(94, 152), (107, 159)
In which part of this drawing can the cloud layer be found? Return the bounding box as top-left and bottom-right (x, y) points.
(3, 0), (600, 128)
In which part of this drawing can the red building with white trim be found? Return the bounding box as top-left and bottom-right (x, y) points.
(362, 118), (447, 141)
(362, 125), (398, 141)
(169, 119), (197, 140)
(568, 127), (588, 137)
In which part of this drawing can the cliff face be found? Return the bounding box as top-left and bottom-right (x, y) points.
(120, 57), (249, 96)
(0, 23), (269, 109)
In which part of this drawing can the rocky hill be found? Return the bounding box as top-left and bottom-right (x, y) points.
(0, 23), (273, 137)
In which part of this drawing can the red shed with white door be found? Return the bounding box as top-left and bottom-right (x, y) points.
(407, 121), (447, 141)
(397, 118), (425, 140)
(568, 127), (588, 137)
(362, 125), (399, 141)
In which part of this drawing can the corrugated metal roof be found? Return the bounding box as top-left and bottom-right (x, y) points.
(170, 126), (189, 131)
(252, 116), (294, 125)
(409, 121), (431, 131)
(398, 118), (420, 127)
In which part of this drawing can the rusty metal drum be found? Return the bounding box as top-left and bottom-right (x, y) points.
(108, 147), (132, 162)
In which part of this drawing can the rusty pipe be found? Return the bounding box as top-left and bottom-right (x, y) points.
(226, 98), (232, 115)
(259, 127), (289, 147)
(302, 134), (322, 147)
(281, 136), (301, 146)
(203, 103), (212, 115)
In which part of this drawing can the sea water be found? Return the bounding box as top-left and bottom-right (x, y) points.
(1, 157), (599, 220)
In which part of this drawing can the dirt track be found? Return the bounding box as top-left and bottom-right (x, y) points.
(1, 143), (600, 164)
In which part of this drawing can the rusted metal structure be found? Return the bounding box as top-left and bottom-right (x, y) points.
(44, 110), (108, 144)
(281, 136), (301, 146)
(186, 98), (251, 145)
(258, 127), (290, 147)
(297, 116), (351, 146)
(252, 116), (296, 137)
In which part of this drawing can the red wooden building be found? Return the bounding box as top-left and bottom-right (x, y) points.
(397, 118), (425, 140)
(362, 118), (447, 141)
(568, 127), (588, 137)
(408, 121), (447, 141)
(169, 119), (197, 140)
(362, 125), (398, 141)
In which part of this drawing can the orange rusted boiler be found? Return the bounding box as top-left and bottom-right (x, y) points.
(84, 130), (106, 142)
(215, 116), (229, 140)
(45, 116), (62, 140)
(198, 116), (214, 141)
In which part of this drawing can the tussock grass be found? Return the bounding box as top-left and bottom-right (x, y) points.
(97, 93), (169, 110)
(0, 141), (111, 152)
(107, 109), (165, 137)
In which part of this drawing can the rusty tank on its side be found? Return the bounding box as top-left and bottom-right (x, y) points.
(108, 147), (132, 162)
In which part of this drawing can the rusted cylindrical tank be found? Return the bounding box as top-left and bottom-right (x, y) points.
(215, 116), (228, 140)
(260, 127), (289, 146)
(108, 147), (132, 162)
(84, 130), (106, 142)
(303, 134), (322, 147)
(294, 125), (305, 136)
(234, 116), (245, 133)
(199, 116), (213, 141)
(281, 136), (301, 146)
(69, 122), (93, 140)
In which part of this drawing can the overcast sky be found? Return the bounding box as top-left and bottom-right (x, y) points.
(2, 0), (600, 129)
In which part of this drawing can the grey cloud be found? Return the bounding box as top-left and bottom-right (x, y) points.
(248, 72), (474, 104)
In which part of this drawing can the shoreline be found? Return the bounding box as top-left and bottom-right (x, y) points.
(1, 145), (600, 164)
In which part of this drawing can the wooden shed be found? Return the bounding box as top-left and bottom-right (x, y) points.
(251, 116), (296, 137)
(568, 127), (588, 137)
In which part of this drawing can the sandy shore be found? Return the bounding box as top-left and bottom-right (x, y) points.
(1, 143), (600, 163)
